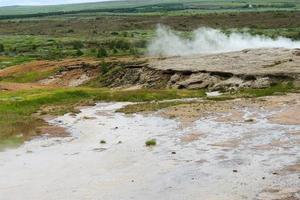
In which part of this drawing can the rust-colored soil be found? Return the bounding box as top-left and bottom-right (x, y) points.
(0, 82), (51, 91)
(36, 125), (69, 138)
(0, 58), (97, 76)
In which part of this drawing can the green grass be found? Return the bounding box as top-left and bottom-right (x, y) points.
(0, 87), (204, 149)
(145, 139), (157, 146)
(118, 82), (299, 115)
(207, 82), (298, 101)
(0, 70), (56, 83)
(236, 82), (297, 97)
(0, 33), (150, 60)
(0, 56), (34, 70)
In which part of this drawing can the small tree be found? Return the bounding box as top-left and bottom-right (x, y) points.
(97, 47), (108, 58)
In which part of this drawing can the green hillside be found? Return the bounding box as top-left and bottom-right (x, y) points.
(0, 0), (299, 18)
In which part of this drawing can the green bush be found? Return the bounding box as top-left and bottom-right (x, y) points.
(97, 47), (108, 58)
(71, 41), (84, 49)
(145, 139), (157, 146)
(100, 61), (110, 74)
(106, 39), (131, 50)
(129, 47), (138, 55)
(76, 49), (84, 56)
(134, 40), (147, 48)
(0, 43), (4, 52)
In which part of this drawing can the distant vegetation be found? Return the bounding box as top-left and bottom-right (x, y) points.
(0, 0), (299, 19)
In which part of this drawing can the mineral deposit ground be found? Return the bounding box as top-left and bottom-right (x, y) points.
(0, 94), (299, 200)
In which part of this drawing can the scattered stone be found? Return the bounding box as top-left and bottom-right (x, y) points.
(169, 74), (181, 83)
(244, 118), (255, 123)
(92, 148), (106, 152)
(83, 116), (96, 120)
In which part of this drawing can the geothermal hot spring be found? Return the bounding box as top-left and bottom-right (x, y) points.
(0, 27), (300, 200)
(148, 25), (300, 56)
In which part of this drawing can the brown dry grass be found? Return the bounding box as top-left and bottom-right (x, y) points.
(0, 12), (299, 36)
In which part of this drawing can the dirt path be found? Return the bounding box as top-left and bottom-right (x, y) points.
(0, 95), (299, 200)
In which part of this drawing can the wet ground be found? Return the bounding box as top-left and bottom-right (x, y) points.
(0, 94), (299, 200)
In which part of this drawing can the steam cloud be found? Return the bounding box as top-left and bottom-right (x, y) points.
(147, 25), (300, 57)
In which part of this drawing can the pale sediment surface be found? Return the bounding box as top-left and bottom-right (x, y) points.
(0, 95), (300, 200)
(149, 48), (300, 76)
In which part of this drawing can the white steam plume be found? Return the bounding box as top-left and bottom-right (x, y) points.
(147, 25), (300, 57)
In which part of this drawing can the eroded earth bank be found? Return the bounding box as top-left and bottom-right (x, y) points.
(1, 48), (299, 91)
(0, 93), (299, 200)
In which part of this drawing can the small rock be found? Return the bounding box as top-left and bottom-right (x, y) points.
(92, 148), (106, 152)
(233, 170), (238, 173)
(244, 118), (255, 123)
(169, 74), (181, 83)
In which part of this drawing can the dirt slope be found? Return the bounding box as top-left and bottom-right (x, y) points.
(0, 58), (101, 89)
